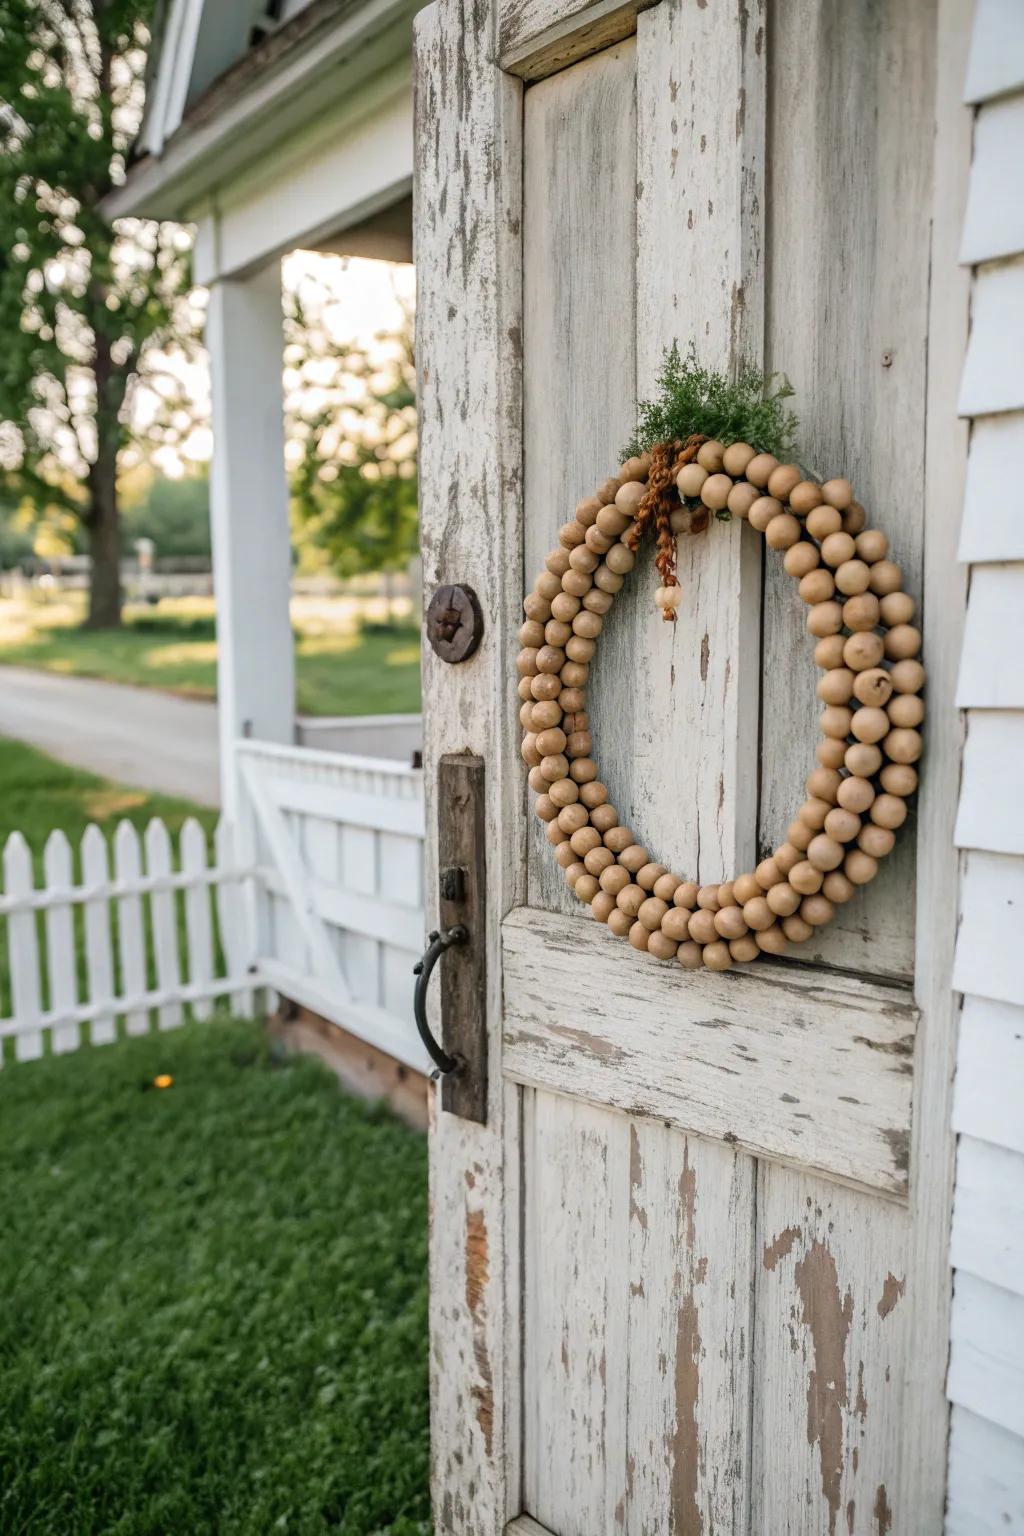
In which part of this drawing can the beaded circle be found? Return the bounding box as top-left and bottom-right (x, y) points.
(516, 437), (924, 973)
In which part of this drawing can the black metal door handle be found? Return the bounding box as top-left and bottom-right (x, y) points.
(413, 925), (469, 1077)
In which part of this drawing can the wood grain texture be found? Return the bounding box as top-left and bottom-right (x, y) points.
(438, 753), (488, 1124)
(960, 94), (1024, 264)
(522, 1091), (754, 1536)
(759, 0), (936, 979)
(752, 1167), (910, 1536)
(502, 906), (916, 1196)
(946, 1407), (1024, 1535)
(952, 995), (1024, 1156)
(958, 411), (1024, 563)
(955, 710), (1024, 855)
(498, 0), (654, 76)
(948, 1271), (1024, 1440)
(522, 38), (637, 918)
(415, 1), (525, 1528)
(949, 1135), (1024, 1297)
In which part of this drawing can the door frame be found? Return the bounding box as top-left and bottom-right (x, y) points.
(414, 0), (972, 1528)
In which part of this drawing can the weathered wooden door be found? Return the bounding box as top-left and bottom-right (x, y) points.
(415, 2), (959, 1532)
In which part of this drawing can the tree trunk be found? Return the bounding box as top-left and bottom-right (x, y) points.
(85, 449), (122, 629)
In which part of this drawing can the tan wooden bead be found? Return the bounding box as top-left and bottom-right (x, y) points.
(537, 571), (565, 601)
(540, 753), (569, 783)
(834, 559), (871, 596)
(884, 727), (922, 764)
(890, 659), (925, 695)
(766, 882), (801, 917)
(531, 700), (563, 732)
(570, 756), (597, 783)
(767, 463), (802, 500)
(638, 862), (668, 892)
(535, 795), (558, 823)
(591, 891), (617, 924)
(755, 857), (784, 889)
(653, 872), (681, 902)
(745, 452), (779, 487)
(717, 881), (736, 908)
(521, 734), (541, 767)
(851, 706), (890, 744)
(519, 701), (536, 729)
(732, 872), (762, 904)
(563, 708), (589, 731)
(564, 861), (586, 887)
(880, 591), (915, 626)
(560, 661), (589, 687)
(548, 778), (579, 809)
(785, 542), (822, 579)
(742, 896), (775, 932)
(519, 619), (546, 648)
(535, 726), (567, 757)
(550, 591), (581, 623)
(748, 496), (784, 533)
(842, 501), (867, 535)
(605, 543), (635, 575)
(617, 884), (646, 918)
(576, 497), (602, 527)
(816, 738), (848, 770)
(570, 826), (601, 857)
(677, 941), (704, 970)
(517, 647), (540, 678)
(884, 624), (922, 661)
(819, 705), (853, 740)
(596, 478), (620, 504)
(775, 843), (803, 875)
(568, 545), (599, 575)
(765, 513), (802, 550)
(756, 925), (788, 955)
(585, 525), (614, 555)
(807, 601), (843, 637)
(596, 505), (631, 538)
(849, 668), (890, 708)
(844, 849), (878, 885)
(604, 825), (634, 853)
(674, 880), (700, 908)
(528, 765), (548, 794)
(591, 803), (619, 833)
(546, 548), (571, 576)
(727, 481), (759, 518)
(600, 864), (632, 897)
(821, 531), (857, 568)
(618, 844), (648, 874)
(688, 908), (718, 944)
(789, 480), (824, 515)
(638, 896), (669, 932)
(787, 818), (813, 852)
(647, 929), (679, 962)
(696, 884), (722, 911)
(559, 687), (586, 713)
(696, 440), (726, 471)
(662, 907), (693, 942)
(887, 693), (924, 728)
(855, 529), (888, 563)
(730, 934), (761, 962)
(561, 569), (593, 598)
(880, 763), (918, 797)
(677, 463), (708, 498)
(782, 915), (814, 944)
(805, 505), (843, 540)
(518, 676), (535, 703)
(806, 766), (842, 802)
(559, 521), (586, 550)
(557, 803), (589, 834)
(807, 834), (844, 872)
(790, 859), (824, 894)
(566, 731), (593, 759)
(799, 569), (836, 606)
(619, 457), (647, 482)
(837, 776), (875, 814)
(816, 669), (855, 706)
(702, 941), (732, 972)
(593, 565), (624, 594)
(585, 846), (615, 876)
(801, 894), (834, 927)
(615, 481), (647, 517)
(858, 824), (895, 860)
(871, 794), (908, 830)
(714, 904), (749, 939)
(607, 907), (633, 938)
(700, 473), (733, 511)
(580, 781), (609, 809)
(722, 441), (756, 477)
(670, 507), (697, 534)
(814, 634), (848, 670)
(824, 806), (862, 842)
(843, 593), (881, 632)
(574, 874), (600, 903)
(582, 589), (614, 617)
(869, 559), (903, 596)
(628, 920), (650, 951)
(821, 477), (854, 510)
(843, 631), (885, 672)
(823, 871), (856, 904)
(554, 841), (575, 868)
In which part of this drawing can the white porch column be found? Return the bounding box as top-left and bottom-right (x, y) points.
(206, 263), (295, 818)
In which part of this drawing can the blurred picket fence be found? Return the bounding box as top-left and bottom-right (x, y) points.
(0, 818), (257, 1063)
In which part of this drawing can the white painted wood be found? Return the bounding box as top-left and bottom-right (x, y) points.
(502, 906), (915, 1197)
(946, 1407), (1024, 1535)
(5, 833), (42, 1063)
(948, 1271), (1024, 1440)
(215, 819), (254, 1016)
(752, 1167), (910, 1534)
(181, 819), (214, 1022)
(206, 266), (294, 819)
(953, 851), (1024, 1008)
(506, 1519), (555, 1536)
(114, 821), (148, 1037)
(254, 956), (429, 1073)
(81, 826), (116, 1045)
(958, 411), (1024, 563)
(958, 256), (1024, 417)
(963, 0), (1024, 104)
(952, 995), (1024, 1156)
(498, 0), (655, 78)
(957, 563), (1024, 708)
(960, 94), (1024, 264)
(43, 831), (78, 1055)
(955, 710), (1024, 854)
(261, 778), (424, 837)
(145, 819), (182, 1031)
(950, 1135), (1024, 1297)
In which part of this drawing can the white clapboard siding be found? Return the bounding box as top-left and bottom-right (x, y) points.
(958, 256), (1024, 417)
(958, 412), (1024, 563)
(43, 831), (78, 1055)
(947, 1407), (1024, 1536)
(950, 1136), (1024, 1297)
(960, 94), (1024, 263)
(964, 0), (1024, 104)
(954, 855), (1024, 1009)
(952, 995), (1024, 1156)
(948, 1272), (1024, 1441)
(957, 564), (1024, 708)
(955, 710), (1024, 854)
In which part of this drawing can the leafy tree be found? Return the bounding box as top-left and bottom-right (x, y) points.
(286, 272), (417, 579)
(0, 0), (195, 626)
(123, 470), (211, 559)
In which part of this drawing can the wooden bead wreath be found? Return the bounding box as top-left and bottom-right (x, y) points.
(516, 434), (924, 973)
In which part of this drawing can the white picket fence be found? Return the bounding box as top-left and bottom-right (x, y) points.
(0, 818), (257, 1063)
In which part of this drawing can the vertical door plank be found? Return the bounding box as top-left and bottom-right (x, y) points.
(114, 821), (148, 1036)
(181, 819), (214, 1022)
(522, 38), (638, 915)
(632, 0), (765, 883)
(752, 1166), (910, 1535)
(5, 833), (43, 1062)
(759, 0), (936, 977)
(82, 825), (116, 1044)
(44, 830), (78, 1054)
(145, 819), (182, 1031)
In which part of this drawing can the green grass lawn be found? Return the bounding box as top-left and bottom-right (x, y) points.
(0, 1018), (430, 1535)
(0, 596), (422, 717)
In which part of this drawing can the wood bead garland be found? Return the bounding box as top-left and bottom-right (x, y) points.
(516, 438), (925, 972)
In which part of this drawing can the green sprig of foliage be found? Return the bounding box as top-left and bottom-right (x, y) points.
(624, 343), (799, 460)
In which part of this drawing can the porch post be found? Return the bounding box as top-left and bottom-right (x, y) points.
(206, 263), (296, 819)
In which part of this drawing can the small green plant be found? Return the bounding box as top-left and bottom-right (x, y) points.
(624, 343), (799, 461)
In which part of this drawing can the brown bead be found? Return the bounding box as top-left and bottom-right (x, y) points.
(787, 818), (813, 852)
(576, 497), (602, 527)
(742, 896), (775, 932)
(548, 778), (580, 808)
(805, 506), (843, 540)
(696, 884), (722, 911)
(677, 463), (708, 498)
(756, 925), (788, 955)
(585, 846), (615, 876)
(517, 648), (539, 678)
(821, 531), (857, 568)
(765, 513), (802, 550)
(749, 496), (784, 533)
(568, 545), (599, 575)
(807, 601), (844, 637)
(559, 520), (586, 549)
(817, 738), (848, 770)
(755, 857), (784, 889)
(851, 706), (890, 744)
(617, 884), (646, 918)
(884, 624), (922, 661)
(530, 699), (562, 731)
(687, 908), (718, 945)
(594, 566), (624, 594)
(821, 478), (854, 510)
(837, 776), (875, 814)
(628, 920), (651, 950)
(654, 872), (682, 902)
(585, 525), (614, 555)
(785, 542), (822, 579)
(540, 753), (569, 783)
(523, 593), (552, 624)
(842, 502), (867, 535)
(834, 559), (871, 596)
(638, 863), (668, 892)
(536, 574), (564, 604)
(807, 834), (844, 872)
(600, 865), (631, 896)
(850, 668), (891, 708)
(619, 844), (650, 874)
(855, 529), (888, 563)
(647, 930), (679, 962)
(732, 872), (762, 904)
(879, 763), (918, 797)
(662, 907), (693, 942)
(564, 861), (586, 888)
(702, 941), (733, 972)
(554, 841), (575, 868)
(546, 549), (571, 576)
(723, 441), (756, 477)
(729, 934), (761, 962)
(574, 874), (600, 903)
(566, 729), (592, 758)
(782, 915), (814, 944)
(596, 505), (631, 538)
(550, 591), (581, 624)
(700, 473), (734, 511)
(591, 803), (619, 833)
(560, 661), (589, 688)
(884, 727), (922, 764)
(605, 543), (635, 575)
(789, 480), (824, 515)
(535, 795), (558, 823)
(697, 440), (726, 472)
(844, 849), (878, 885)
(789, 860), (824, 894)
(880, 591), (915, 626)
(766, 882), (801, 917)
(775, 843), (803, 875)
(871, 794), (908, 831)
(888, 693), (924, 728)
(570, 756), (597, 783)
(745, 452), (779, 488)
(800, 894), (835, 927)
(714, 904), (749, 939)
(607, 907), (633, 938)
(858, 824), (895, 859)
(890, 659), (925, 695)
(518, 677), (536, 703)
(535, 726), (566, 757)
(591, 891), (617, 923)
(869, 559), (903, 596)
(519, 619), (546, 648)
(562, 570), (592, 599)
(767, 463), (802, 501)
(814, 635), (848, 670)
(824, 806), (862, 843)
(842, 593), (881, 632)
(677, 941), (704, 970)
(559, 686), (586, 712)
(806, 766), (842, 802)
(528, 765), (548, 794)
(800, 569), (836, 605)
(580, 781), (608, 809)
(727, 481), (759, 518)
(817, 668), (855, 706)
(843, 632), (885, 672)
(820, 705), (853, 740)
(583, 587), (613, 615)
(570, 825), (601, 857)
(605, 826), (634, 853)
(822, 871), (856, 904)
(638, 896), (669, 931)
